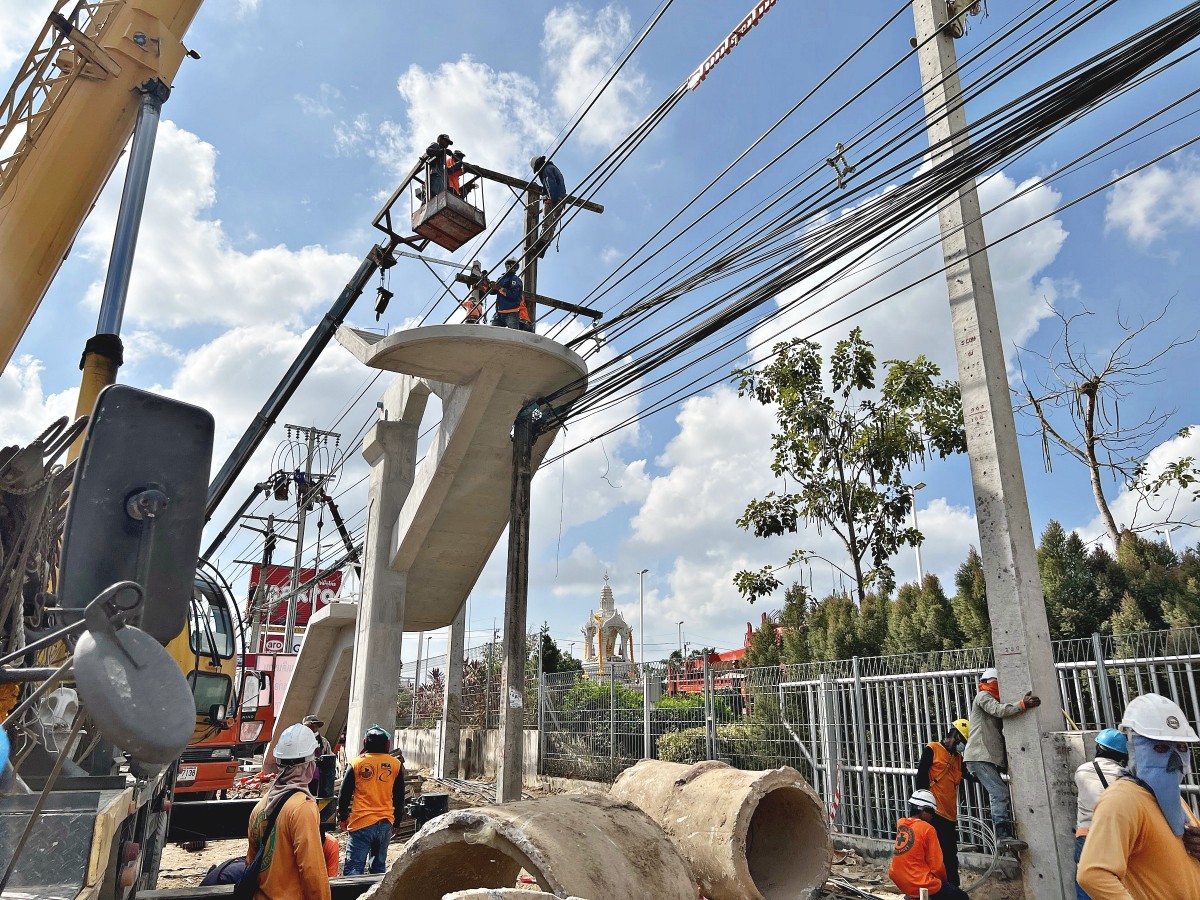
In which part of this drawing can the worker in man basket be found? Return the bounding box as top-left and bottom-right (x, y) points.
(245, 723), (331, 899)
(1072, 728), (1128, 900)
(889, 789), (969, 900)
(1078, 693), (1200, 899)
(915, 719), (970, 887)
(530, 155), (566, 258)
(338, 724), (406, 876)
(963, 667), (1040, 850)
(489, 259), (524, 329)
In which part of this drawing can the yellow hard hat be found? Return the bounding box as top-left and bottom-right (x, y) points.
(952, 719), (970, 741)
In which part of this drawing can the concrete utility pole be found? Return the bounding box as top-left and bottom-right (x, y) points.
(911, 2), (1074, 895)
(497, 405), (534, 804)
(437, 602), (466, 779)
(283, 424), (339, 653)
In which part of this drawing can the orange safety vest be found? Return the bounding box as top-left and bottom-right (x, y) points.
(889, 816), (945, 897)
(447, 155), (462, 194)
(346, 752), (399, 832)
(462, 297), (484, 321)
(925, 741), (962, 821)
(518, 298), (530, 323)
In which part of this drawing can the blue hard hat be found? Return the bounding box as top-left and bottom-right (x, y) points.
(1096, 728), (1127, 755)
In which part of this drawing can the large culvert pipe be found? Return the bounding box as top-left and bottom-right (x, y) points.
(361, 793), (695, 900)
(610, 759), (831, 900)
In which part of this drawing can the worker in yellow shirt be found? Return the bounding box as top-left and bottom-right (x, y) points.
(337, 725), (406, 875)
(889, 789), (969, 900)
(1077, 693), (1200, 899)
(245, 723), (331, 900)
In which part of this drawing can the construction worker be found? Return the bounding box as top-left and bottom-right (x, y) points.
(889, 789), (969, 900)
(1073, 728), (1128, 900)
(531, 155), (566, 258)
(245, 723), (331, 900)
(963, 666), (1040, 849)
(447, 149), (467, 197)
(338, 724), (406, 876)
(1077, 693), (1200, 899)
(915, 719), (970, 886)
(303, 714), (332, 757)
(423, 133), (453, 199)
(462, 262), (488, 324)
(489, 259), (523, 329)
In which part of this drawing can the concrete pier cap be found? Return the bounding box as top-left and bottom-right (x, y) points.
(360, 794), (695, 900)
(610, 759), (832, 900)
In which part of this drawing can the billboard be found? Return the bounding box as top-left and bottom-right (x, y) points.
(248, 564), (342, 649)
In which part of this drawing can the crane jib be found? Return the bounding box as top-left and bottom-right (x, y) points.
(687, 0), (779, 92)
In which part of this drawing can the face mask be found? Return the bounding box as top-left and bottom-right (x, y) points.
(1131, 733), (1190, 835)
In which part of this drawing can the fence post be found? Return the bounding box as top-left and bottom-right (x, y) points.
(642, 664), (651, 760)
(818, 673), (842, 828)
(610, 667), (617, 773)
(1092, 631), (1116, 727)
(537, 649), (545, 776)
(851, 656), (873, 838)
(703, 654), (715, 761)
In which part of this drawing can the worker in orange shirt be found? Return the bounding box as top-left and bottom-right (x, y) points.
(337, 725), (406, 876)
(915, 719), (970, 887)
(889, 789), (969, 900)
(1077, 693), (1200, 899)
(245, 723), (331, 900)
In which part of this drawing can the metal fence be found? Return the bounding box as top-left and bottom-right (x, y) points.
(529, 625), (1200, 842)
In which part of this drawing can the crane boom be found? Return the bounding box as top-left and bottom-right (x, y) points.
(0, 0), (203, 374)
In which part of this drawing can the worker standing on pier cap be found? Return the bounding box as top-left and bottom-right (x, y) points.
(1077, 693), (1200, 899)
(490, 259), (524, 330)
(963, 667), (1040, 849)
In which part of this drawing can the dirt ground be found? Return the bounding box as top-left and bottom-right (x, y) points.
(157, 774), (1024, 899)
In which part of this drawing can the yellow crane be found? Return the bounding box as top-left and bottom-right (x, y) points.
(0, 0), (202, 376)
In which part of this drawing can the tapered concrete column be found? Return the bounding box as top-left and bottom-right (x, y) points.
(436, 602), (467, 778)
(346, 377), (428, 755)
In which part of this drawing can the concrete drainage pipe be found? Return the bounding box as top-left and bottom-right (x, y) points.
(609, 759), (832, 900)
(360, 793), (695, 900)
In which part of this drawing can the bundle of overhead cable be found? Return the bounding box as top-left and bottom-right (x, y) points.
(541, 2), (1200, 431)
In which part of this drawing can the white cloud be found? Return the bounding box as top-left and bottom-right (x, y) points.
(76, 121), (358, 330)
(0, 356), (80, 446)
(0, 1), (51, 73)
(1077, 425), (1200, 550)
(1105, 154), (1200, 246)
(296, 84), (341, 118)
(542, 4), (648, 147)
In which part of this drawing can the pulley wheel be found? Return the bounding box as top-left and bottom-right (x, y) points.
(73, 625), (195, 764)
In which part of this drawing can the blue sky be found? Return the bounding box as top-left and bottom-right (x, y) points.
(3, 0), (1199, 673)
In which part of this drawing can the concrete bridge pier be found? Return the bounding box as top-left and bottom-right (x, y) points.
(346, 376), (428, 755)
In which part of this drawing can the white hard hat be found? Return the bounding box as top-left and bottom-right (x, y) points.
(1120, 693), (1200, 742)
(909, 789), (938, 811)
(980, 668), (998, 682)
(274, 723), (320, 764)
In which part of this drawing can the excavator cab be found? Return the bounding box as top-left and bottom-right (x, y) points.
(411, 151), (486, 251)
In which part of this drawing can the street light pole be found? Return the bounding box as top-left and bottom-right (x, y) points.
(637, 569), (649, 669)
(677, 621), (684, 658)
(1156, 525), (1182, 554)
(912, 482), (927, 583)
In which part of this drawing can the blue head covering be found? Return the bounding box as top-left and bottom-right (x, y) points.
(1131, 733), (1190, 836)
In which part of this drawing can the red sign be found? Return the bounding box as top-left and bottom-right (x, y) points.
(248, 564), (342, 633)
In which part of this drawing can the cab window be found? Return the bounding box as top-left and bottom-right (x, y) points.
(190, 581), (235, 658)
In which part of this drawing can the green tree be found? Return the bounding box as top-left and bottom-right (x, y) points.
(806, 593), (862, 661)
(856, 589), (890, 657)
(778, 582), (813, 664)
(733, 328), (965, 604)
(952, 546), (991, 647)
(744, 615), (781, 669)
(532, 625), (583, 673)
(1038, 521), (1113, 639)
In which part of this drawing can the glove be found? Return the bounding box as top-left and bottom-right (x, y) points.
(338, 819), (349, 832)
(1021, 692), (1042, 709)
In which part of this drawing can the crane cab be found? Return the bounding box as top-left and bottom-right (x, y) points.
(412, 154), (486, 251)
